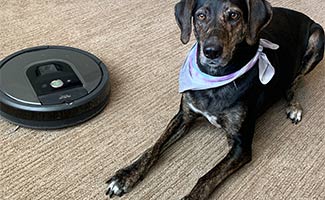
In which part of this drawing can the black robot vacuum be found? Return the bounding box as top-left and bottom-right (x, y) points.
(0, 46), (110, 129)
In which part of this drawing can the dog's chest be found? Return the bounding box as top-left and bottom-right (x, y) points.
(184, 86), (246, 133)
(188, 102), (221, 128)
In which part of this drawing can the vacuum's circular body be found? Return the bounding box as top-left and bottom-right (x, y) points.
(0, 46), (110, 129)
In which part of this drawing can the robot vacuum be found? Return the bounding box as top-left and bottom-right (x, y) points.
(0, 46), (110, 129)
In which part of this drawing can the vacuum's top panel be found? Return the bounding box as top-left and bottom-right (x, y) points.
(0, 46), (102, 105)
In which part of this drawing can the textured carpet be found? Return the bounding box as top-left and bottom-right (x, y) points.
(1, 0), (324, 200)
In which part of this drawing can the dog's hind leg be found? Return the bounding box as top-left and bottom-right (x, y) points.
(285, 74), (304, 124)
(285, 23), (324, 124)
(300, 23), (324, 75)
(106, 98), (198, 198)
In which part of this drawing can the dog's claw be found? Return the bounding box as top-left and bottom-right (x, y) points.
(106, 178), (112, 184)
(106, 188), (113, 198)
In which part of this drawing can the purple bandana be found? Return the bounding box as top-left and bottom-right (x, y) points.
(179, 39), (279, 93)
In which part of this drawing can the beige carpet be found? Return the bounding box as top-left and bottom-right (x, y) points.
(1, 0), (324, 199)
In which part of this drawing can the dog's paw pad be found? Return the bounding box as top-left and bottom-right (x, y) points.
(286, 104), (303, 124)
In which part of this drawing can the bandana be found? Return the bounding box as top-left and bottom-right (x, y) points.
(179, 39), (279, 93)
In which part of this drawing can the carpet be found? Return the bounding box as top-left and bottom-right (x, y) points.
(1, 0), (324, 199)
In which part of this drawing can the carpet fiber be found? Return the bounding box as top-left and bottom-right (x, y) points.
(1, 0), (324, 199)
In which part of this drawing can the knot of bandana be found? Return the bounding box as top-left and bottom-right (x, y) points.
(178, 39), (279, 93)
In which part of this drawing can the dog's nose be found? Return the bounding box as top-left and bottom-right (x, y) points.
(203, 45), (222, 59)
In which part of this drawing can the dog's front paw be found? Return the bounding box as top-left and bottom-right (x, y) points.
(106, 177), (126, 198)
(106, 168), (141, 198)
(286, 103), (303, 124)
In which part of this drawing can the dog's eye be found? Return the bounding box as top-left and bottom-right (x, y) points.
(228, 11), (240, 21)
(197, 13), (206, 21)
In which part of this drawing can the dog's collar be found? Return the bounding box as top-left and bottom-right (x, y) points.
(178, 39), (279, 93)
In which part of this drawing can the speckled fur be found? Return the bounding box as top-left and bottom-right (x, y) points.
(106, 0), (324, 199)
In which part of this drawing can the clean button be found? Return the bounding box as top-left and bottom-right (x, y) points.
(50, 79), (64, 88)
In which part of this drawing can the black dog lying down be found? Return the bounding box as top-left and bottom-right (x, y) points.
(106, 0), (324, 199)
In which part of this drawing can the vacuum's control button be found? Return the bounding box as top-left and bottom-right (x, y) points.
(50, 79), (64, 88)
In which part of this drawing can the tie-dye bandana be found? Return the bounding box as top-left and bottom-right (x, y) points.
(179, 39), (279, 93)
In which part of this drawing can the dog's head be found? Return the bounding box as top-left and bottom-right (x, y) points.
(175, 0), (272, 68)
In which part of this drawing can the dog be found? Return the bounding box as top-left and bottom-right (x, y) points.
(106, 0), (324, 199)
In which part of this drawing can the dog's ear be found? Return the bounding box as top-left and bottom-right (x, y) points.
(175, 0), (196, 44)
(245, 0), (273, 45)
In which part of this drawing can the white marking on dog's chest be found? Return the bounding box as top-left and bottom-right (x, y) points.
(188, 103), (221, 128)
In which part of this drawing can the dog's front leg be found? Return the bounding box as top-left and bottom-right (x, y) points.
(106, 99), (197, 198)
(182, 112), (255, 200)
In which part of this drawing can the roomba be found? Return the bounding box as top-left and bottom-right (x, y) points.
(0, 46), (110, 129)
